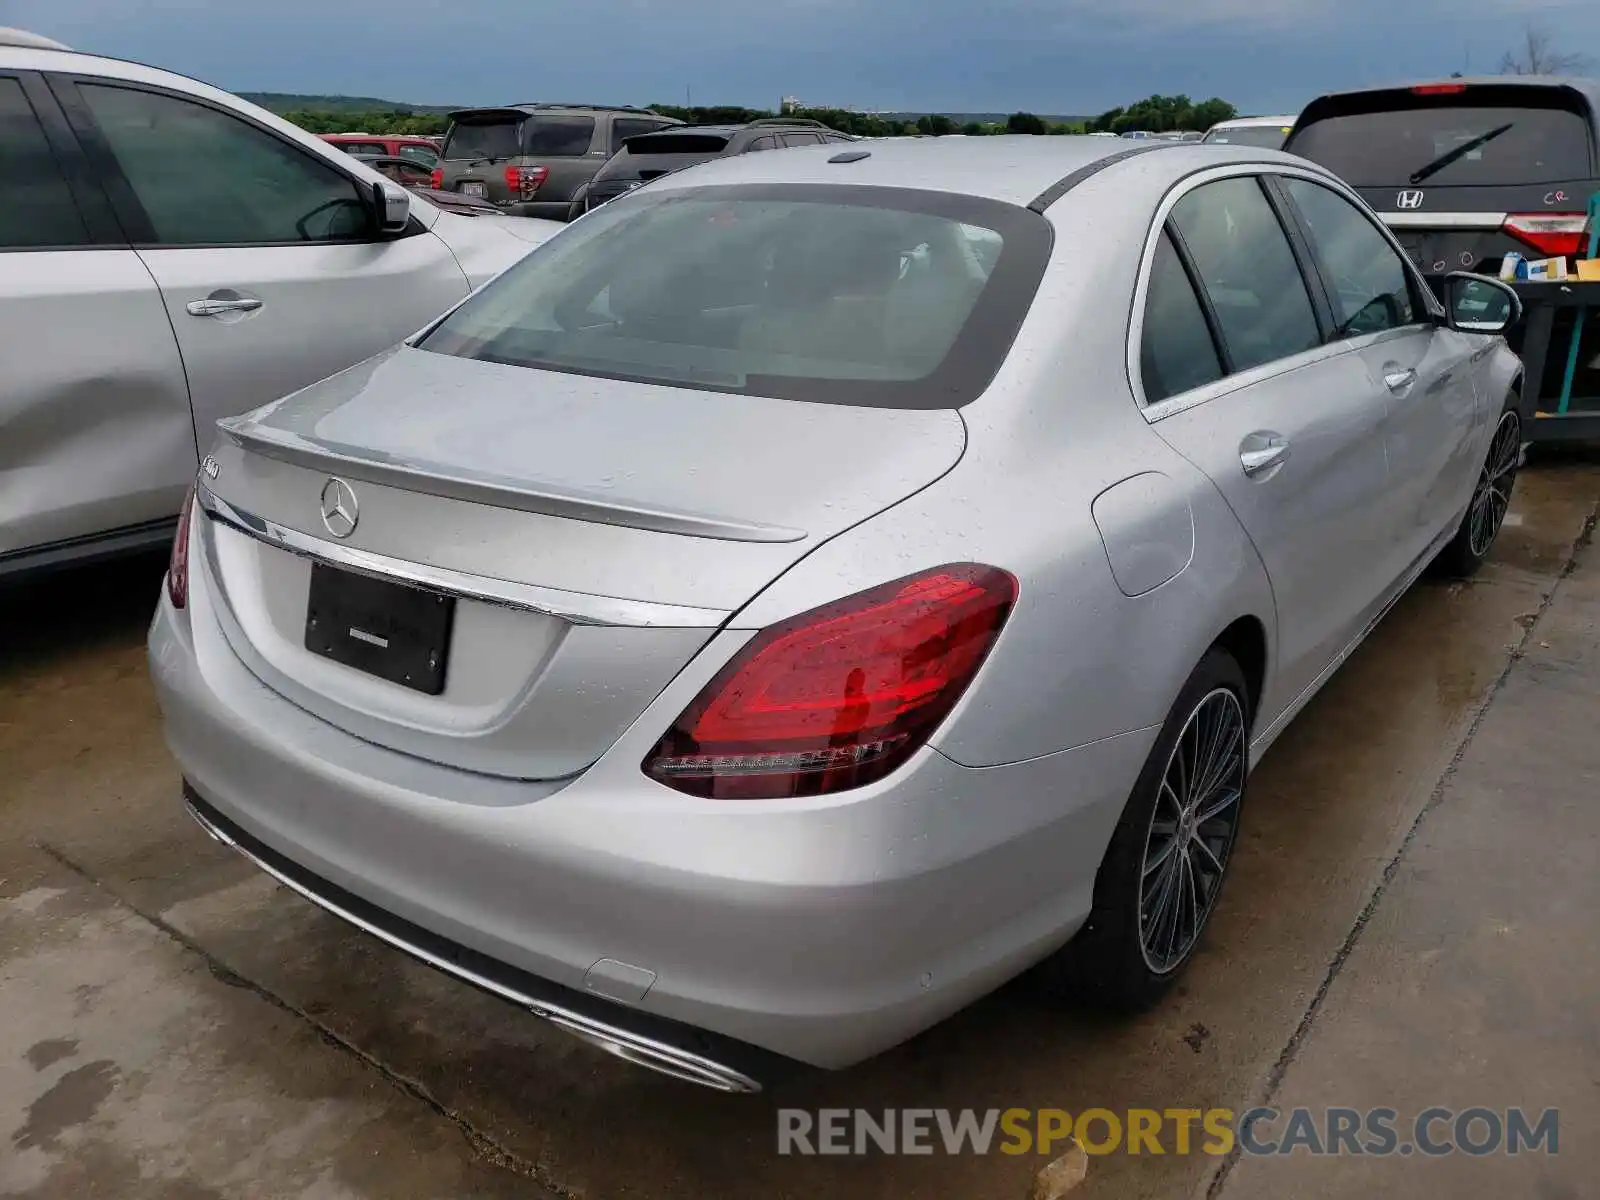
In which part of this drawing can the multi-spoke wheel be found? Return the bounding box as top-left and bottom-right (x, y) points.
(1047, 646), (1251, 1011)
(1436, 402), (1522, 579)
(1468, 410), (1520, 559)
(1138, 687), (1246, 974)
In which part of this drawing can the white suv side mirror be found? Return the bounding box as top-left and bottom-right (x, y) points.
(373, 179), (411, 233)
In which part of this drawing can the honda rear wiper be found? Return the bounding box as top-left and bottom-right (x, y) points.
(1408, 123), (1514, 185)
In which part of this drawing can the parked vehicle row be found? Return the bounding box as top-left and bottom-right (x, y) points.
(152, 133), (1525, 1092)
(0, 23), (1546, 1095)
(0, 31), (560, 575)
(321, 131), (440, 167)
(429, 103), (684, 219)
(570, 117), (858, 218)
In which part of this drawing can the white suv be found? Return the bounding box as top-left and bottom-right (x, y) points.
(0, 30), (561, 575)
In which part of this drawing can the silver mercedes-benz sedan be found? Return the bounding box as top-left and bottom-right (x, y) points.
(149, 136), (1525, 1092)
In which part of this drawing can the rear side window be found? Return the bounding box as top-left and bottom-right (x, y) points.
(1171, 177), (1321, 373)
(525, 116), (596, 156)
(781, 132), (823, 147)
(0, 77), (90, 248)
(747, 136), (777, 152)
(418, 184), (1053, 409)
(1280, 177), (1417, 336)
(396, 143), (437, 164)
(1140, 231), (1224, 403)
(443, 119), (523, 161)
(1289, 94), (1593, 186)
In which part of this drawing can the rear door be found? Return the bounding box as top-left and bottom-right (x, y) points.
(50, 76), (471, 453)
(1138, 173), (1396, 714)
(0, 71), (192, 562)
(1273, 172), (1485, 577)
(1285, 84), (1597, 277)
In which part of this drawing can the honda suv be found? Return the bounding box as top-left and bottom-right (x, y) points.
(433, 104), (682, 220)
(1284, 78), (1600, 281)
(574, 118), (856, 217)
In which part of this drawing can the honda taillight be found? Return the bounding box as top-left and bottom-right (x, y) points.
(429, 166), (443, 189)
(644, 565), (1017, 799)
(1504, 213), (1588, 259)
(168, 487), (194, 609)
(504, 164), (548, 198)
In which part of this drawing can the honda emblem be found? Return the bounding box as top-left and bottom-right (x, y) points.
(1396, 189), (1425, 210)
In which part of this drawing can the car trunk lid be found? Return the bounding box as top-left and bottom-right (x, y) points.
(196, 346), (966, 781)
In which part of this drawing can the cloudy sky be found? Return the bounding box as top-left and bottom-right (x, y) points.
(4, 0), (1598, 115)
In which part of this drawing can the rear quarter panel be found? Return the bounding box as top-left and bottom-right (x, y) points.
(732, 161), (1277, 767)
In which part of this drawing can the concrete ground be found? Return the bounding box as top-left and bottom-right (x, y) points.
(2, 456), (1597, 1199)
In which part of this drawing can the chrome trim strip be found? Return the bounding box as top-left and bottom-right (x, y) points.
(196, 485), (731, 629)
(1380, 212), (1507, 229)
(182, 797), (763, 1093)
(216, 419), (807, 545)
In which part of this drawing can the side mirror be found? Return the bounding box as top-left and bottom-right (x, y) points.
(1443, 271), (1521, 334)
(372, 179), (411, 233)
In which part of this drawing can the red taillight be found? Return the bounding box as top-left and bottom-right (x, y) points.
(644, 565), (1017, 799)
(1411, 83), (1467, 95)
(168, 487), (194, 609)
(504, 164), (548, 198)
(1503, 213), (1588, 258)
(429, 166), (443, 189)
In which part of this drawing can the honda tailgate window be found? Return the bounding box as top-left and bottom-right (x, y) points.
(1290, 93), (1592, 187)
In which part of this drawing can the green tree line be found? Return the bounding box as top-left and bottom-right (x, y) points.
(278, 94), (1238, 140)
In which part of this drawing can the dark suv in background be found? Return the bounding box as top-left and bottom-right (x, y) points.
(1284, 76), (1600, 408)
(573, 118), (856, 217)
(433, 103), (682, 219)
(1284, 77), (1600, 281)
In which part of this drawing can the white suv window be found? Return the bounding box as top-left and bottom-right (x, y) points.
(0, 77), (90, 248)
(79, 84), (375, 246)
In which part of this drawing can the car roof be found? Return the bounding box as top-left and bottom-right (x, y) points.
(635, 136), (1298, 209)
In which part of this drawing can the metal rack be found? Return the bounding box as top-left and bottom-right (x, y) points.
(1510, 192), (1600, 444)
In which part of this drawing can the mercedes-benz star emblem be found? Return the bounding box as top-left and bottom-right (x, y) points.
(319, 477), (359, 539)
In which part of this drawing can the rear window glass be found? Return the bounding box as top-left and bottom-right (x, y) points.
(1289, 98), (1592, 186)
(418, 184), (1052, 409)
(1202, 125), (1290, 149)
(525, 116), (595, 156)
(627, 133), (730, 155)
(443, 119), (522, 161)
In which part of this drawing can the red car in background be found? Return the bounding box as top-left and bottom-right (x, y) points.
(320, 132), (440, 166)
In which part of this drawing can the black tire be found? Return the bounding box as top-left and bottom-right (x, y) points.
(1045, 646), (1251, 1012)
(1433, 400), (1522, 580)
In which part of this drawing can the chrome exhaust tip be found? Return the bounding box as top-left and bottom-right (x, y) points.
(531, 1005), (763, 1093)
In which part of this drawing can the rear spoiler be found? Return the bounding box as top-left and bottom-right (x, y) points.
(445, 107), (529, 124)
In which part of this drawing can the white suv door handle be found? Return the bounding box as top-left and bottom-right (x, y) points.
(187, 297), (263, 317)
(1240, 432), (1291, 477)
(1383, 367), (1417, 393)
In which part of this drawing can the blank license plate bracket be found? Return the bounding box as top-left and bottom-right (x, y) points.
(305, 563), (454, 695)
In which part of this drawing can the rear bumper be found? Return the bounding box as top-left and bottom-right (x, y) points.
(148, 551), (1149, 1078)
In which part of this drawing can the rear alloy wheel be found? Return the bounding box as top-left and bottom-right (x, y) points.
(1046, 647), (1250, 1011)
(1138, 688), (1246, 974)
(1435, 405), (1521, 579)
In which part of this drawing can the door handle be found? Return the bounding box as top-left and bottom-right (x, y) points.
(186, 297), (263, 317)
(1383, 367), (1418, 393)
(1240, 433), (1291, 478)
